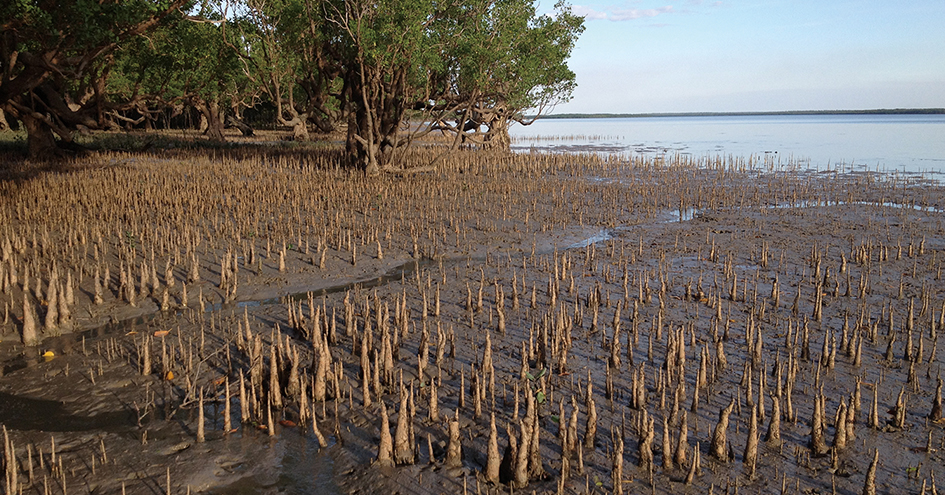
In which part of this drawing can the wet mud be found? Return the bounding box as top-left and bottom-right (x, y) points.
(1, 151), (944, 494)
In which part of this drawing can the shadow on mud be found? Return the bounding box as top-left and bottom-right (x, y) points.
(0, 391), (135, 431)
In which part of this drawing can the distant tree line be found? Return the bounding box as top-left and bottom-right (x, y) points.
(0, 0), (584, 171)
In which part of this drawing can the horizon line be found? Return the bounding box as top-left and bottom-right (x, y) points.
(538, 108), (945, 119)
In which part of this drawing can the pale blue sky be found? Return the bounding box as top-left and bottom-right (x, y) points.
(544, 0), (945, 113)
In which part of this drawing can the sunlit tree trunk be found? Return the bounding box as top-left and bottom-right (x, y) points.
(196, 99), (226, 142)
(483, 117), (511, 151)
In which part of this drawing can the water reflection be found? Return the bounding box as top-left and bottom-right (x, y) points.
(510, 114), (945, 175)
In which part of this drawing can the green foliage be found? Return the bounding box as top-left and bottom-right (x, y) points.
(524, 368), (546, 381)
(524, 367), (548, 404)
(427, 0), (583, 112)
(2, 0), (583, 163)
(110, 6), (248, 104)
(225, 0), (345, 134)
(3, 0), (178, 53)
(1, 0), (188, 94)
(1, 0), (193, 156)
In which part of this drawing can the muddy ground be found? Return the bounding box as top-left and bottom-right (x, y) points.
(1, 150), (944, 494)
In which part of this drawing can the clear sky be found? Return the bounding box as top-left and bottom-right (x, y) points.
(543, 0), (945, 114)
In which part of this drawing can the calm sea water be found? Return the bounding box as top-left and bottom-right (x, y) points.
(509, 114), (945, 176)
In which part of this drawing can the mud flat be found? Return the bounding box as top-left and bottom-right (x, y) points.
(1, 148), (944, 494)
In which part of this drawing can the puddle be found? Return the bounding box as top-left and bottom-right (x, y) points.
(207, 430), (341, 495)
(0, 313), (168, 376)
(656, 200), (944, 226)
(2, 260), (438, 374)
(567, 230), (612, 249)
(229, 259), (436, 311)
(664, 208), (697, 222)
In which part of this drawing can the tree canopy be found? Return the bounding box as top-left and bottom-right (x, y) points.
(0, 0), (189, 156)
(1, 0), (584, 168)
